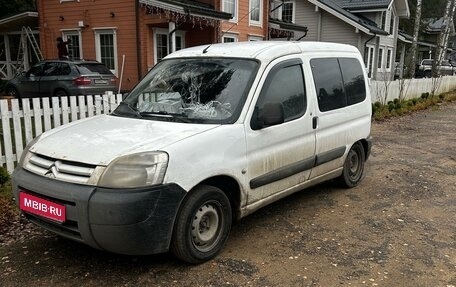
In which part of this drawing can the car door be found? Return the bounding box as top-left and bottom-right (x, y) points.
(20, 63), (45, 97)
(38, 62), (62, 97)
(245, 58), (316, 204)
(308, 57), (369, 179)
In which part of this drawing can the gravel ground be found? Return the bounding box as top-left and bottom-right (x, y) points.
(0, 101), (455, 287)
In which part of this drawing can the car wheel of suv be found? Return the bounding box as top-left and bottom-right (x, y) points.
(5, 85), (20, 98)
(54, 89), (69, 97)
(339, 142), (366, 188)
(171, 184), (232, 264)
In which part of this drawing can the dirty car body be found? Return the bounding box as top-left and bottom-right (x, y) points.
(12, 41), (372, 263)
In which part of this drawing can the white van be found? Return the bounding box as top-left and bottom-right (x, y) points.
(13, 41), (372, 263)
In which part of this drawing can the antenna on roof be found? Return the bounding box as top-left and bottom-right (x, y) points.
(202, 6), (258, 54)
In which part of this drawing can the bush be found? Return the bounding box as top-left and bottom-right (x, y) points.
(393, 98), (400, 104)
(421, 92), (429, 99)
(0, 167), (10, 186)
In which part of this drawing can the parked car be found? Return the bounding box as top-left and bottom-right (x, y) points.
(5, 59), (117, 98)
(12, 41), (372, 263)
(415, 59), (455, 78)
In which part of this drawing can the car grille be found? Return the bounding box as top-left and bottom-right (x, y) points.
(24, 153), (97, 184)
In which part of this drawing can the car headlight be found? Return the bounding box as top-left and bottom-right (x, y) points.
(18, 135), (42, 167)
(98, 152), (168, 188)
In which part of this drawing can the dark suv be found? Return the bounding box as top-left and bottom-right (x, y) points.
(5, 60), (117, 98)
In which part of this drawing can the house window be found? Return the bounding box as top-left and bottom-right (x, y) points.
(249, 0), (262, 25)
(222, 0), (237, 22)
(223, 33), (238, 43)
(389, 12), (395, 35)
(282, 1), (294, 23)
(94, 29), (117, 74)
(381, 11), (386, 31)
(248, 35), (263, 41)
(62, 30), (82, 60)
(378, 47), (384, 70)
(153, 28), (185, 64)
(386, 48), (393, 70)
(364, 45), (375, 78)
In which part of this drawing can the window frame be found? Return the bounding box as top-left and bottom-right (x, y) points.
(153, 28), (186, 64)
(386, 48), (393, 71)
(94, 28), (118, 75)
(221, 0), (238, 22)
(222, 33), (238, 43)
(310, 57), (366, 113)
(377, 47), (384, 70)
(62, 29), (83, 60)
(251, 58), (306, 129)
(249, 0), (262, 26)
(364, 45), (375, 78)
(248, 35), (263, 41)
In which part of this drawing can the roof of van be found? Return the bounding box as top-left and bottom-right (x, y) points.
(165, 41), (360, 62)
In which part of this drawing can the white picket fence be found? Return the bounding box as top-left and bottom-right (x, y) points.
(0, 93), (122, 172)
(1, 76), (456, 172)
(370, 75), (456, 103)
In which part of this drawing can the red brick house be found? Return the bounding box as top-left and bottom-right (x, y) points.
(36, 0), (273, 91)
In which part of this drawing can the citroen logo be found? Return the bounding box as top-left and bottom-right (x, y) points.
(44, 165), (58, 178)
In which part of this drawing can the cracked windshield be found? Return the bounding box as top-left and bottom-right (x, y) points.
(115, 58), (258, 123)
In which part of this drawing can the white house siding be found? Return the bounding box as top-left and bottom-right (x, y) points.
(295, 1), (320, 41)
(319, 11), (359, 47)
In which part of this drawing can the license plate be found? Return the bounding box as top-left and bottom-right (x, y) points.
(94, 79), (108, 84)
(19, 192), (66, 223)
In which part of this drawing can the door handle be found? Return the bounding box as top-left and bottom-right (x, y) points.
(312, 116), (318, 129)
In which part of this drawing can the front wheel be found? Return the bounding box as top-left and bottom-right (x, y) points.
(339, 142), (366, 188)
(171, 185), (232, 264)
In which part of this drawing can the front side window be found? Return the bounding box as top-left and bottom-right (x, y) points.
(95, 29), (117, 74)
(252, 61), (306, 128)
(114, 58), (259, 124)
(249, 0), (261, 25)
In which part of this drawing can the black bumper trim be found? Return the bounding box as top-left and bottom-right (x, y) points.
(12, 167), (187, 255)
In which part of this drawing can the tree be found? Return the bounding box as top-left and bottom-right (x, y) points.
(0, 0), (36, 19)
(433, 0), (456, 76)
(407, 0), (422, 78)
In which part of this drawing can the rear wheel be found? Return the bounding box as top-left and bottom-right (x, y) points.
(54, 89), (69, 97)
(5, 85), (20, 98)
(171, 185), (232, 264)
(339, 142), (366, 188)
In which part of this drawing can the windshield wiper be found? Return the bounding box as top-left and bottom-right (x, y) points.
(139, 111), (192, 123)
(115, 101), (142, 118)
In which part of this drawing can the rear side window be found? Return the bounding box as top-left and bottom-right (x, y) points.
(311, 57), (366, 112)
(255, 62), (306, 123)
(339, 58), (366, 105)
(76, 63), (113, 75)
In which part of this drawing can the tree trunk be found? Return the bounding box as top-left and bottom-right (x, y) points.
(408, 0), (422, 78)
(433, 0), (455, 76)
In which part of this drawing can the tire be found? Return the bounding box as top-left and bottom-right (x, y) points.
(5, 85), (20, 98)
(54, 89), (69, 97)
(339, 142), (366, 188)
(171, 184), (232, 264)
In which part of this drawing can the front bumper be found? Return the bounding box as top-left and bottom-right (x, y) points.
(12, 167), (186, 255)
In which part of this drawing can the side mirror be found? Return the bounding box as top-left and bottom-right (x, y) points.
(252, 102), (284, 130)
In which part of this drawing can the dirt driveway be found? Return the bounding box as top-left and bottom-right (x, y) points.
(1, 102), (455, 287)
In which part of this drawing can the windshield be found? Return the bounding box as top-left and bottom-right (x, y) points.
(113, 58), (258, 124)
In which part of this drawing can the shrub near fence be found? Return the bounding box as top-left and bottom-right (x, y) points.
(0, 93), (122, 172)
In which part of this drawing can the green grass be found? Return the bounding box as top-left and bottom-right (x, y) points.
(372, 91), (456, 121)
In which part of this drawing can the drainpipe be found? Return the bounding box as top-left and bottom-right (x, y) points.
(135, 0), (142, 81)
(364, 33), (377, 78)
